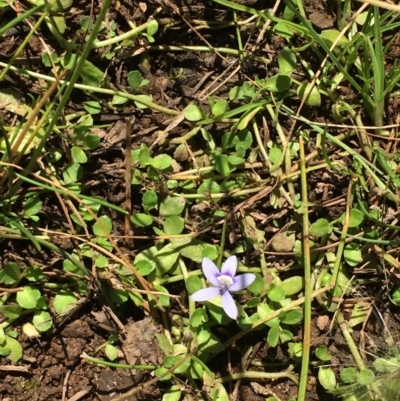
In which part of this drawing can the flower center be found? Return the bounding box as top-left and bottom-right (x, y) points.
(217, 275), (233, 292)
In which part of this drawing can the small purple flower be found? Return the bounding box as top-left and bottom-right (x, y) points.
(191, 256), (256, 320)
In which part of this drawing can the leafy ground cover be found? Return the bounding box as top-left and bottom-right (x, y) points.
(1, 0), (400, 400)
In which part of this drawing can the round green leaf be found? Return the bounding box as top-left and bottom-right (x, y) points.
(93, 216), (112, 236)
(318, 367), (336, 391)
(134, 94), (152, 109)
(315, 345), (331, 361)
(186, 275), (203, 295)
(264, 74), (292, 92)
(105, 344), (119, 361)
(163, 216), (184, 235)
(95, 255), (108, 268)
(344, 243), (362, 266)
(184, 105), (205, 121)
(32, 311), (53, 332)
(53, 290), (77, 315)
(159, 196), (186, 217)
(16, 286), (41, 309)
(136, 260), (156, 276)
(278, 276), (304, 296)
(268, 287), (285, 302)
(1, 336), (23, 363)
(212, 99), (228, 116)
(340, 367), (357, 383)
(131, 213), (153, 227)
(310, 218), (332, 237)
(347, 209), (364, 227)
(247, 273), (263, 294)
(279, 309), (303, 325)
(24, 197), (43, 217)
(357, 369), (375, 385)
(127, 70), (142, 91)
(267, 325), (280, 347)
(84, 101), (101, 114)
(150, 154), (172, 170)
(71, 146), (88, 164)
(214, 154), (232, 176)
(142, 190), (158, 210)
(0, 262), (20, 285)
(297, 82), (321, 106)
(278, 47), (296, 74)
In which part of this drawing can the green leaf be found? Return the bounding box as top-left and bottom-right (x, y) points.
(184, 105), (205, 121)
(320, 29), (349, 47)
(343, 243), (362, 266)
(134, 244), (179, 276)
(190, 308), (206, 328)
(63, 163), (82, 184)
(162, 386), (181, 401)
(32, 311), (53, 332)
(164, 216), (184, 235)
(310, 218), (332, 237)
(151, 154), (173, 169)
(357, 369), (375, 385)
(214, 154), (232, 176)
(347, 209), (364, 227)
(315, 345), (331, 361)
(16, 286), (41, 309)
(147, 19), (159, 36)
(136, 260), (156, 275)
(267, 325), (280, 347)
(268, 286), (285, 302)
(0, 262), (20, 285)
(318, 367), (336, 390)
(71, 146), (88, 164)
(53, 290), (77, 315)
(159, 196), (186, 217)
(142, 191), (158, 210)
(83, 134), (100, 150)
(93, 216), (112, 236)
(186, 275), (203, 295)
(340, 367), (357, 383)
(80, 60), (105, 87)
(105, 344), (119, 361)
(0, 305), (22, 320)
(25, 265), (45, 282)
(84, 101), (101, 114)
(131, 213), (153, 227)
(212, 99), (228, 116)
(279, 309), (303, 325)
(246, 273), (263, 294)
(1, 336), (23, 363)
(134, 94), (152, 109)
(264, 74), (292, 92)
(297, 82), (321, 106)
(127, 70), (143, 91)
(95, 255), (108, 268)
(156, 333), (173, 356)
(278, 47), (296, 74)
(278, 276), (304, 296)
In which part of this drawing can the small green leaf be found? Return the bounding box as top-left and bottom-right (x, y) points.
(357, 369), (375, 385)
(25, 265), (45, 282)
(63, 163), (82, 184)
(278, 48), (296, 74)
(268, 286), (285, 302)
(131, 213), (153, 227)
(264, 74), (291, 92)
(315, 345), (331, 361)
(71, 146), (88, 164)
(340, 367), (357, 383)
(159, 196), (186, 217)
(267, 325), (280, 347)
(162, 385), (181, 401)
(247, 273), (263, 294)
(163, 216), (184, 235)
(151, 154), (173, 169)
(127, 70), (143, 91)
(212, 99), (228, 116)
(147, 19), (159, 36)
(0, 262), (20, 285)
(83, 134), (100, 150)
(95, 255), (108, 268)
(347, 209), (364, 227)
(184, 105), (205, 121)
(32, 311), (53, 332)
(80, 60), (105, 87)
(186, 275), (203, 295)
(84, 101), (101, 114)
(310, 218), (332, 237)
(93, 216), (112, 236)
(343, 243), (362, 266)
(16, 286), (41, 309)
(214, 154), (232, 176)
(134, 94), (152, 109)
(53, 290), (77, 315)
(279, 309), (303, 325)
(278, 276), (304, 296)
(1, 336), (23, 363)
(297, 82), (321, 106)
(190, 308), (206, 328)
(136, 260), (156, 275)
(318, 367), (336, 390)
(105, 344), (119, 361)
(142, 191), (158, 210)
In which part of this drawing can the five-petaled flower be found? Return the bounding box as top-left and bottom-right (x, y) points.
(191, 256), (256, 320)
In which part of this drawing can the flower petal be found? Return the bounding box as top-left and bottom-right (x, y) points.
(229, 273), (256, 291)
(220, 255), (237, 277)
(191, 286), (220, 302)
(221, 291), (237, 319)
(202, 258), (220, 286)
